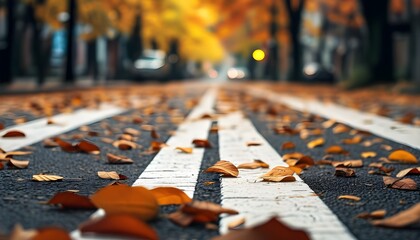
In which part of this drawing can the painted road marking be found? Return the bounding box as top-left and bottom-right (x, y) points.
(218, 112), (356, 240)
(248, 87), (420, 150)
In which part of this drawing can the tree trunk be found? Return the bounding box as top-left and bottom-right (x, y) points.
(87, 40), (98, 81)
(65, 0), (77, 83)
(27, 4), (45, 86)
(360, 0), (394, 83)
(265, 4), (279, 81)
(0, 0), (16, 85)
(285, 0), (304, 81)
(127, 15), (142, 62)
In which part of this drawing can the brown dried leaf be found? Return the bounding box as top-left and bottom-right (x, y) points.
(141, 125), (155, 131)
(47, 192), (96, 209)
(357, 209), (387, 219)
(212, 217), (310, 240)
(333, 124), (350, 134)
(78, 140), (100, 155)
(79, 214), (158, 240)
(97, 171), (127, 180)
(281, 141), (295, 150)
(372, 203), (420, 228)
(335, 167), (356, 177)
(388, 149), (418, 163)
(43, 138), (59, 148)
(90, 185), (159, 221)
(307, 137), (324, 149)
(237, 160), (269, 169)
(8, 224), (37, 240)
(32, 174), (63, 182)
(338, 195), (361, 201)
(283, 152), (304, 161)
(322, 119), (336, 128)
(175, 147), (193, 154)
(383, 177), (417, 190)
(361, 151), (377, 158)
(342, 135), (363, 144)
(151, 129), (160, 139)
(54, 138), (79, 153)
(205, 160), (239, 177)
(32, 227), (71, 240)
(107, 153), (134, 164)
(396, 167), (420, 178)
(2, 130), (26, 138)
(246, 141), (262, 147)
(7, 159), (29, 169)
(325, 145), (348, 154)
(124, 128), (140, 136)
(192, 139), (212, 148)
(150, 187), (192, 205)
(332, 160), (363, 168)
(113, 140), (137, 150)
(262, 175), (296, 182)
(150, 141), (167, 151)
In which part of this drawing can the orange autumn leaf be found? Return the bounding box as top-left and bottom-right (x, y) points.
(322, 119), (336, 128)
(54, 138), (79, 153)
(325, 145), (348, 154)
(192, 139), (212, 148)
(107, 153), (134, 164)
(1, 130), (26, 138)
(237, 160), (269, 169)
(78, 140), (100, 155)
(332, 124), (350, 134)
(150, 187), (192, 205)
(332, 160), (363, 168)
(357, 209), (387, 219)
(285, 156), (314, 169)
(97, 171), (127, 180)
(283, 152), (304, 161)
(90, 185), (159, 221)
(113, 140), (137, 150)
(361, 151), (377, 158)
(342, 135), (363, 144)
(32, 227), (71, 240)
(396, 167), (420, 178)
(307, 137), (324, 149)
(79, 214), (158, 240)
(151, 129), (160, 139)
(212, 217), (310, 240)
(281, 141), (295, 150)
(227, 217), (246, 230)
(47, 192), (96, 209)
(388, 149), (418, 163)
(261, 166), (296, 182)
(372, 203), (420, 228)
(338, 195), (361, 201)
(205, 160), (239, 177)
(175, 147), (193, 154)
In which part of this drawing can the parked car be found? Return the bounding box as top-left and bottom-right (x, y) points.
(131, 49), (170, 80)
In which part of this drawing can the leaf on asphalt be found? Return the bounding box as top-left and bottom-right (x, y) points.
(150, 141), (167, 151)
(380, 144), (393, 151)
(322, 119), (336, 128)
(32, 174), (63, 182)
(396, 167), (420, 178)
(32, 227), (71, 240)
(212, 217), (310, 240)
(118, 133), (134, 141)
(54, 138), (79, 152)
(47, 192), (96, 209)
(338, 195), (361, 201)
(357, 209), (387, 219)
(335, 167), (356, 177)
(141, 124), (155, 131)
(123, 128), (140, 136)
(2, 130), (26, 138)
(101, 137), (114, 144)
(106, 153), (133, 164)
(205, 160), (239, 177)
(388, 149), (418, 163)
(7, 159), (29, 169)
(372, 203), (420, 228)
(332, 160), (363, 168)
(192, 139), (212, 148)
(0, 151), (31, 161)
(283, 152), (304, 161)
(237, 160), (269, 169)
(43, 138), (59, 148)
(281, 141), (295, 150)
(332, 124), (350, 134)
(246, 141), (262, 147)
(325, 145), (348, 154)
(261, 166), (296, 182)
(228, 216), (246, 230)
(285, 156), (314, 169)
(168, 201), (238, 227)
(78, 140), (100, 155)
(80, 214), (158, 240)
(113, 140), (137, 150)
(307, 137), (324, 149)
(383, 176), (417, 190)
(151, 129), (160, 139)
(90, 185), (159, 221)
(368, 165), (395, 176)
(97, 171), (127, 180)
(300, 129), (323, 139)
(342, 136), (363, 144)
(150, 187), (192, 205)
(175, 147), (193, 154)
(361, 151), (377, 158)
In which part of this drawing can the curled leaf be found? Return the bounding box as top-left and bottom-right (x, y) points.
(192, 139), (212, 148)
(285, 156), (314, 169)
(335, 167), (356, 177)
(383, 176), (417, 190)
(205, 160), (239, 177)
(7, 159), (29, 169)
(322, 119), (336, 128)
(80, 214), (158, 240)
(107, 153), (133, 164)
(54, 138), (79, 153)
(283, 152), (304, 161)
(2, 130), (26, 138)
(361, 151), (377, 158)
(388, 149), (418, 163)
(32, 227), (71, 240)
(246, 141), (262, 147)
(338, 195), (361, 201)
(325, 145), (348, 154)
(237, 160), (269, 169)
(357, 209), (387, 219)
(372, 203), (420, 228)
(151, 129), (160, 139)
(32, 174), (63, 182)
(150, 187), (192, 205)
(113, 140), (137, 150)
(175, 147), (193, 154)
(396, 167), (420, 178)
(97, 171), (127, 180)
(124, 128), (140, 136)
(150, 141), (167, 151)
(281, 142), (295, 150)
(342, 136), (363, 144)
(47, 192), (96, 209)
(307, 138), (324, 149)
(332, 160), (363, 168)
(78, 140), (100, 155)
(228, 216), (246, 230)
(333, 124), (350, 134)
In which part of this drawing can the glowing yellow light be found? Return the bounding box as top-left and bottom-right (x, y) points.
(252, 49), (265, 61)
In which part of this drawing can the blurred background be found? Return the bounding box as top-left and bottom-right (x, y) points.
(0, 0), (419, 89)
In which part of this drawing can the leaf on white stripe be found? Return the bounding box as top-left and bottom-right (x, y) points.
(1, 130), (26, 138)
(205, 160), (239, 177)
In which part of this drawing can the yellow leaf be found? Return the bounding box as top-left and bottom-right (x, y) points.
(307, 138), (324, 149)
(32, 174), (63, 182)
(388, 149), (418, 163)
(175, 147), (193, 154)
(361, 151), (377, 158)
(332, 124), (349, 134)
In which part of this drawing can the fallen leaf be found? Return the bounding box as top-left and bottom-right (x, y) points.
(322, 119), (336, 128)
(357, 209), (387, 219)
(175, 147), (193, 154)
(106, 153), (133, 164)
(283, 152), (304, 161)
(90, 185), (159, 221)
(332, 160), (363, 168)
(396, 167), (420, 178)
(150, 141), (167, 151)
(203, 181), (215, 186)
(0, 162), (3, 170)
(141, 125), (154, 131)
(380, 144), (393, 151)
(212, 217), (310, 240)
(78, 140), (100, 155)
(281, 141), (295, 150)
(32, 227), (71, 240)
(97, 171), (127, 180)
(342, 136), (363, 144)
(8, 224), (37, 240)
(54, 138), (79, 153)
(338, 195), (361, 201)
(7, 159), (29, 169)
(192, 139), (212, 148)
(333, 124), (350, 134)
(0, 122), (3, 130)
(260, 166), (296, 182)
(383, 177), (417, 190)
(307, 137), (324, 149)
(43, 138), (59, 148)
(335, 167), (356, 177)
(262, 175), (296, 182)
(361, 151), (377, 158)
(79, 214), (158, 240)
(32, 174), (63, 182)
(372, 203), (420, 228)
(205, 160), (239, 177)
(237, 160), (269, 169)
(246, 141), (262, 147)
(285, 156), (314, 169)
(228, 216), (246, 230)
(151, 129), (160, 139)
(47, 192), (96, 209)
(2, 130), (26, 138)
(124, 128), (140, 136)
(368, 165), (395, 176)
(113, 140), (137, 150)
(150, 187), (192, 205)
(388, 149), (418, 163)
(325, 145), (348, 154)
(101, 137), (114, 144)
(118, 133), (134, 141)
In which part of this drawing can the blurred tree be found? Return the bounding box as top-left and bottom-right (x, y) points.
(0, 0), (15, 85)
(285, 0), (305, 81)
